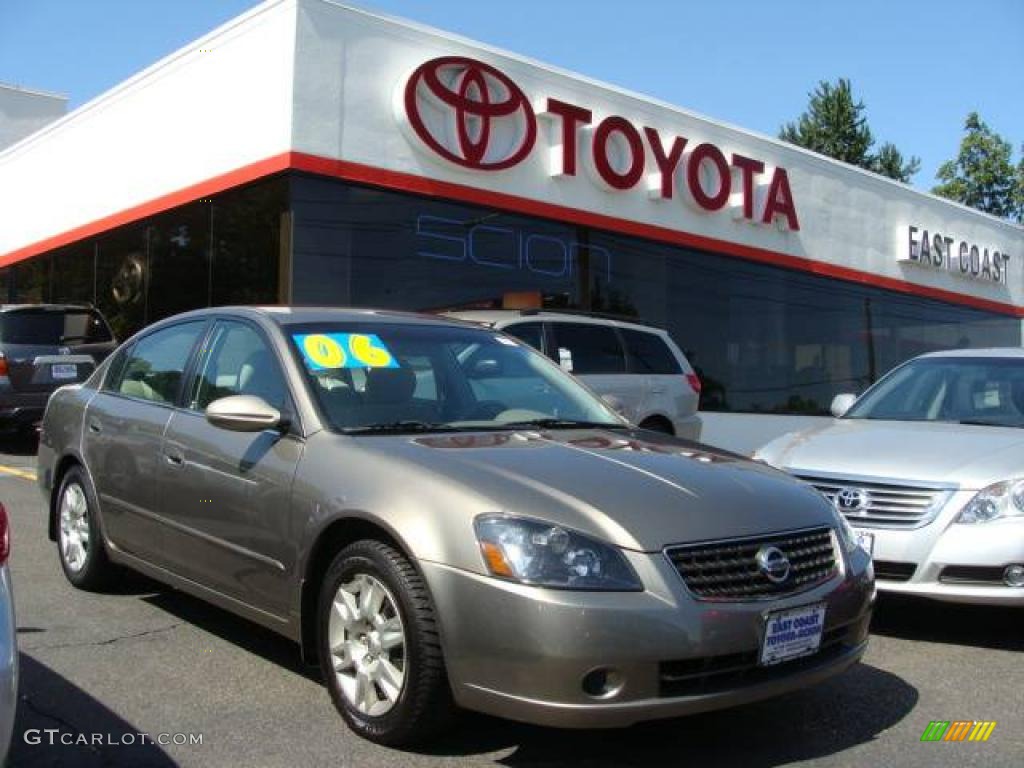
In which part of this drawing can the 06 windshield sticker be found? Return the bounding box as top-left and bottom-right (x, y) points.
(293, 333), (399, 370)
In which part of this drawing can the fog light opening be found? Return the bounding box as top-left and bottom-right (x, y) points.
(1003, 564), (1024, 587)
(581, 667), (624, 699)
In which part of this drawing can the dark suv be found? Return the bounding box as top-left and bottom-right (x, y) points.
(0, 304), (117, 434)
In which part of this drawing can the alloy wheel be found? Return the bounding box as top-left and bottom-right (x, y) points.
(59, 482), (90, 573)
(327, 573), (407, 716)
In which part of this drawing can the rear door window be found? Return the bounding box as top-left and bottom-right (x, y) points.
(549, 323), (627, 375)
(0, 308), (113, 345)
(113, 321), (206, 404)
(620, 328), (682, 374)
(501, 322), (545, 353)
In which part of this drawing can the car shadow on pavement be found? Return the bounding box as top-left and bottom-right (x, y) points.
(869, 594), (1023, 651)
(418, 662), (917, 766)
(10, 654), (176, 767)
(140, 589), (321, 683)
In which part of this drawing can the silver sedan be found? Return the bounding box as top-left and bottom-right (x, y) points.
(38, 307), (873, 745)
(757, 348), (1024, 606)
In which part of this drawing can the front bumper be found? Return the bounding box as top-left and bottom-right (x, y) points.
(421, 547), (873, 728)
(857, 499), (1024, 606)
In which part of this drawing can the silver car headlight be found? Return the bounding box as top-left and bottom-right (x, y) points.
(474, 515), (642, 591)
(956, 479), (1024, 524)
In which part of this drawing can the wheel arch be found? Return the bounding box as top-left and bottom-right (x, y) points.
(638, 413), (675, 434)
(298, 515), (429, 665)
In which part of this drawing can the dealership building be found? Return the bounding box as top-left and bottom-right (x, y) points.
(1, 0), (1022, 451)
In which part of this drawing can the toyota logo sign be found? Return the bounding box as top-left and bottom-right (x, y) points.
(397, 55), (800, 231)
(835, 487), (870, 513)
(755, 546), (791, 585)
(402, 56), (536, 171)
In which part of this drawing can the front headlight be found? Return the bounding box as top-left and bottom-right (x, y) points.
(474, 515), (642, 591)
(957, 479), (1024, 523)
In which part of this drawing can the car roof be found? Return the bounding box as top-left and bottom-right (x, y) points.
(445, 309), (667, 334)
(145, 306), (489, 329)
(918, 347), (1024, 360)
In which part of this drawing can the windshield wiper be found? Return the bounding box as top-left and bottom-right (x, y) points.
(496, 418), (628, 430)
(956, 419), (1022, 428)
(343, 421), (463, 435)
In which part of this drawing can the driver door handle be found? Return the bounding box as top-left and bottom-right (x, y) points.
(164, 450), (185, 468)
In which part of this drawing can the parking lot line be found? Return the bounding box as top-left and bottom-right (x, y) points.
(0, 464), (37, 482)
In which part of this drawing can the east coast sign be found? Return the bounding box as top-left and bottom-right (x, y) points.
(900, 225), (1011, 286)
(396, 56), (800, 232)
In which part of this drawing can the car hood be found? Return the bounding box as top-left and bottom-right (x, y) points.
(358, 429), (835, 552)
(756, 418), (1024, 491)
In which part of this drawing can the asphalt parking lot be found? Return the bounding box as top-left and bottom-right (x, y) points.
(1, 437), (1021, 768)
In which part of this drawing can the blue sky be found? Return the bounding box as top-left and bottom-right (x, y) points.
(1, 0), (1021, 190)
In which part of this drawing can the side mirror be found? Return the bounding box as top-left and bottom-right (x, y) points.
(206, 395), (283, 432)
(830, 393), (858, 418)
(602, 394), (627, 415)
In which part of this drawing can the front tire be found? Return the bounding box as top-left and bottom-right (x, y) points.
(56, 466), (116, 590)
(318, 540), (454, 746)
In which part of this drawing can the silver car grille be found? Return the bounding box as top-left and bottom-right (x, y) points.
(665, 527), (838, 601)
(796, 474), (951, 529)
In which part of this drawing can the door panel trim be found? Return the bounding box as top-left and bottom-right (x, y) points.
(100, 492), (286, 572)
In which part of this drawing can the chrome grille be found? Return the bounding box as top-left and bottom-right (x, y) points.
(797, 474), (951, 529)
(665, 527), (838, 600)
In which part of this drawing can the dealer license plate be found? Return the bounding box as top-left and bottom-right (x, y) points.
(51, 364), (78, 380)
(760, 602), (826, 666)
(855, 530), (875, 556)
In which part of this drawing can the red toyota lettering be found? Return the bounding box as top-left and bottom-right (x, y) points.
(761, 167), (800, 230)
(544, 98), (592, 176)
(643, 127), (687, 199)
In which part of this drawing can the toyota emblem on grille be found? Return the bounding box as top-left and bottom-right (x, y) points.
(755, 546), (791, 584)
(835, 487), (870, 513)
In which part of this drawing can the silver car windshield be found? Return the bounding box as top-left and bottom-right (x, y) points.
(846, 357), (1024, 427)
(286, 322), (625, 434)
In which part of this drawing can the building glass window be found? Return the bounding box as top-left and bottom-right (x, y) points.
(5, 172), (1017, 416)
(96, 223), (148, 341)
(148, 202), (212, 319)
(11, 254), (51, 304)
(50, 242), (96, 305)
(211, 180), (287, 306)
(290, 176), (1019, 415)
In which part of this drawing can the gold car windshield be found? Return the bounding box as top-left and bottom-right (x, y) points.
(286, 322), (625, 434)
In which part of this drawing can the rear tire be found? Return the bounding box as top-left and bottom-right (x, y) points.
(318, 539), (455, 746)
(55, 466), (116, 591)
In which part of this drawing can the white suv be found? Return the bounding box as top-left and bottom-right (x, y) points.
(446, 310), (701, 440)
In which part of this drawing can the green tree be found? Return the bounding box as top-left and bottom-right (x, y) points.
(933, 113), (1020, 222)
(780, 78), (920, 183)
(1014, 146), (1024, 222)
